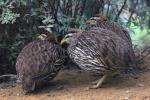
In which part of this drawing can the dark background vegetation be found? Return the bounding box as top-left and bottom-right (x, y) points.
(0, 0), (150, 75)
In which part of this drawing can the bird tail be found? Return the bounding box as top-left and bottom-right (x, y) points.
(134, 46), (150, 73)
(123, 46), (150, 78)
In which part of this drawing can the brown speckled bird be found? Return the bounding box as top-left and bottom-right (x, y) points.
(85, 16), (132, 44)
(86, 16), (137, 73)
(16, 33), (66, 93)
(61, 28), (137, 89)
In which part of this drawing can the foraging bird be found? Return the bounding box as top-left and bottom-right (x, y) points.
(61, 28), (137, 89)
(16, 33), (66, 93)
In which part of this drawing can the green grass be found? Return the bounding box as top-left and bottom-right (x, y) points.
(130, 23), (150, 47)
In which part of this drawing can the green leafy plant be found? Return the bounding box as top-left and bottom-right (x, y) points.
(0, 0), (20, 24)
(0, 8), (20, 24)
(39, 16), (55, 32)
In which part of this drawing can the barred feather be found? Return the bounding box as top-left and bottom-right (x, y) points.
(65, 28), (136, 76)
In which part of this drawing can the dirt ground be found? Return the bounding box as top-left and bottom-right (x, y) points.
(0, 68), (150, 100)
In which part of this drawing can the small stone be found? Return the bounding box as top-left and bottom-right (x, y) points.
(84, 87), (90, 91)
(17, 93), (20, 96)
(124, 96), (129, 100)
(125, 90), (130, 93)
(0, 89), (3, 91)
(138, 83), (144, 87)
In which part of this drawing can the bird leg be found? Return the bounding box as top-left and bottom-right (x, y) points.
(91, 79), (99, 85)
(90, 75), (107, 89)
(31, 82), (36, 91)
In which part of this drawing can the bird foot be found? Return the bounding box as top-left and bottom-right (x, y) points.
(90, 80), (99, 85)
(89, 84), (102, 89)
(89, 75), (107, 89)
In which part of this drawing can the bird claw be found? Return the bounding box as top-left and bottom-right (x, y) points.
(88, 84), (101, 89)
(90, 80), (98, 85)
(89, 75), (107, 89)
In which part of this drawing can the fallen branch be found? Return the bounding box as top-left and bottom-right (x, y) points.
(0, 74), (17, 79)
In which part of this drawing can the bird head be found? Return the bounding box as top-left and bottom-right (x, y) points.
(86, 18), (97, 25)
(60, 29), (83, 45)
(37, 32), (57, 43)
(86, 16), (108, 25)
(60, 33), (74, 45)
(37, 34), (47, 40)
(98, 16), (108, 22)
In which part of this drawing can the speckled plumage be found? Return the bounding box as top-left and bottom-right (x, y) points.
(16, 33), (66, 93)
(86, 16), (132, 44)
(85, 16), (137, 74)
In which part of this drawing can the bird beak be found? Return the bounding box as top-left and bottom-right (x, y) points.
(60, 38), (67, 45)
(37, 34), (47, 40)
